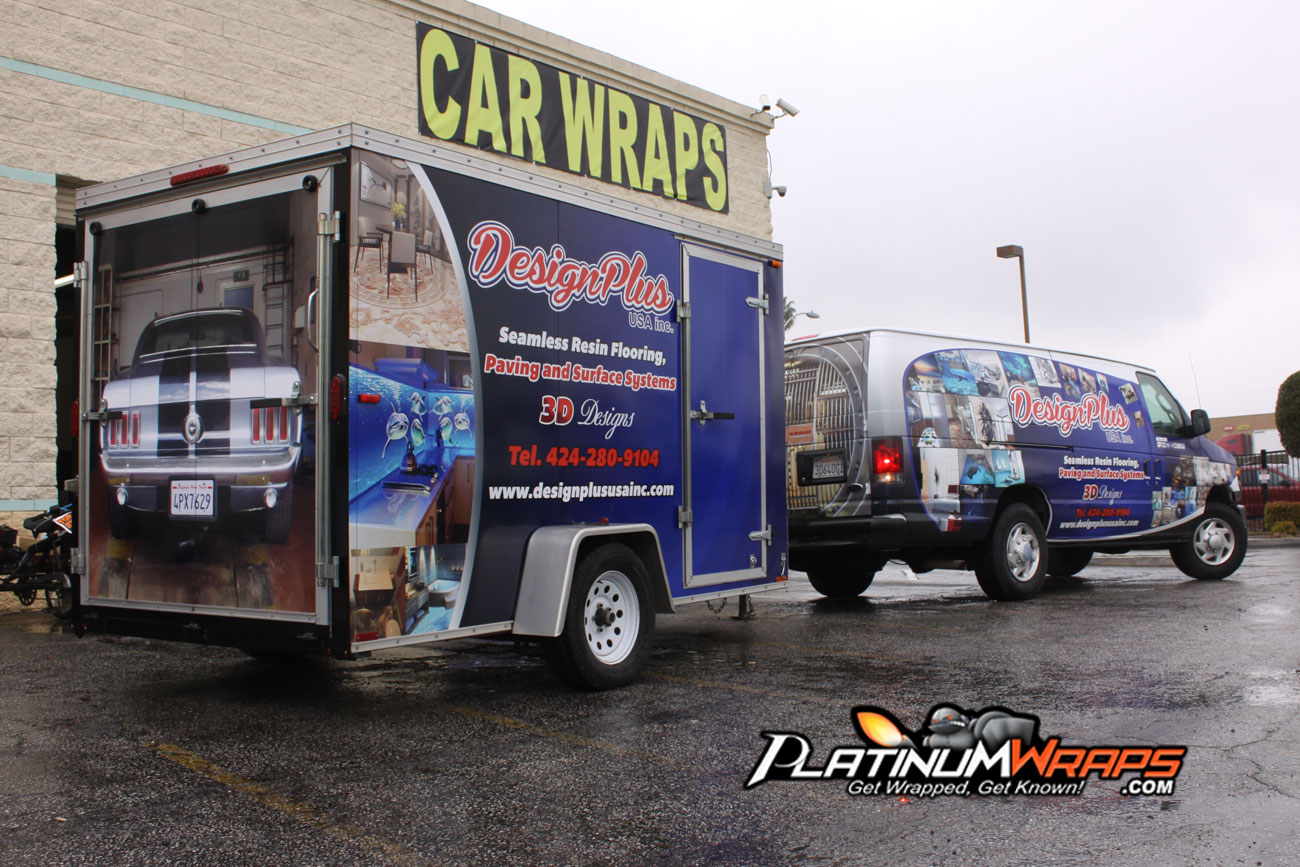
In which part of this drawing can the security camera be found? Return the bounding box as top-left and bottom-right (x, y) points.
(776, 98), (800, 117)
(763, 180), (788, 198)
(759, 93), (772, 112)
(773, 185), (787, 197)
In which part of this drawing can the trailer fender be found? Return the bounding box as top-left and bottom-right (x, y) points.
(512, 524), (673, 638)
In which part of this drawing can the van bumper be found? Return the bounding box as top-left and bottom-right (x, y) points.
(788, 512), (909, 552)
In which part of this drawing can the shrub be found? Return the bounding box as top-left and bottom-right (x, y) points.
(1263, 501), (1300, 531)
(1277, 371), (1300, 457)
(1271, 520), (1298, 536)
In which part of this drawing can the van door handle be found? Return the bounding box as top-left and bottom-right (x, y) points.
(690, 400), (735, 422)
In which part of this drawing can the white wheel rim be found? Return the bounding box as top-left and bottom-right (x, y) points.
(584, 570), (639, 666)
(1005, 523), (1041, 582)
(1193, 517), (1234, 566)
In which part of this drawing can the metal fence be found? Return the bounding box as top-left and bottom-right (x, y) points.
(1232, 449), (1300, 532)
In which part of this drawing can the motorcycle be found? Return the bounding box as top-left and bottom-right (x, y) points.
(0, 503), (75, 619)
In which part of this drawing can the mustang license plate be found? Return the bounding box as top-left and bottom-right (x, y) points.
(170, 480), (215, 517)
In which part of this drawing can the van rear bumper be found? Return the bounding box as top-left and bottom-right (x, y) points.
(788, 512), (908, 552)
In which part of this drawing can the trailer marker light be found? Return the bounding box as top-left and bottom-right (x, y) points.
(70, 399), (79, 439)
(169, 164), (229, 186)
(356, 631), (379, 642)
(329, 375), (346, 421)
(358, 393), (382, 404)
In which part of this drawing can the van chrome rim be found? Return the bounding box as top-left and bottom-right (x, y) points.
(1005, 523), (1041, 582)
(584, 570), (639, 666)
(1193, 517), (1234, 565)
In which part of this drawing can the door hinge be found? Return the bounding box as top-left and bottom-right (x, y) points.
(676, 300), (691, 320)
(677, 506), (693, 528)
(749, 526), (773, 544)
(73, 261), (89, 291)
(82, 408), (110, 423)
(316, 556), (339, 587)
(71, 548), (86, 575)
(282, 394), (318, 408)
(745, 296), (769, 312)
(318, 210), (341, 242)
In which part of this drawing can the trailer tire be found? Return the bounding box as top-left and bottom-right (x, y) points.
(973, 504), (1047, 601)
(1047, 548), (1092, 578)
(262, 484), (293, 545)
(806, 555), (882, 598)
(1170, 503), (1246, 580)
(545, 543), (654, 690)
(107, 498), (135, 539)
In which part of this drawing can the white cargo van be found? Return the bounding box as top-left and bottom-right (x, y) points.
(784, 329), (1245, 600)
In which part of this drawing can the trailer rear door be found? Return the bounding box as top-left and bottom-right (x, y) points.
(682, 247), (767, 587)
(79, 167), (335, 624)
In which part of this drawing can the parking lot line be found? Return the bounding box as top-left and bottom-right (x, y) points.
(146, 741), (424, 865)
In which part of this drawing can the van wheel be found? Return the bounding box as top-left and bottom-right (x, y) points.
(262, 485), (293, 545)
(1047, 549), (1092, 578)
(974, 504), (1047, 600)
(806, 555), (882, 598)
(545, 543), (654, 690)
(1170, 503), (1246, 580)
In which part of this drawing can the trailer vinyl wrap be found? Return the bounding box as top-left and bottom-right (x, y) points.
(347, 149), (785, 642)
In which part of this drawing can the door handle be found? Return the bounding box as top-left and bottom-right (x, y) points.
(689, 400), (735, 422)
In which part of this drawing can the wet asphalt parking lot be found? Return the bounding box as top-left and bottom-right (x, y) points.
(2, 541), (1298, 866)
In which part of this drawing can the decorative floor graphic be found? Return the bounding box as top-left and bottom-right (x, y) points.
(350, 251), (467, 352)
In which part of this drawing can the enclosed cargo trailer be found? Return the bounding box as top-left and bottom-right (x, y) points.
(71, 125), (786, 688)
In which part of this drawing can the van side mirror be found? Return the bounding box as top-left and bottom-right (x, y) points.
(1180, 408), (1211, 438)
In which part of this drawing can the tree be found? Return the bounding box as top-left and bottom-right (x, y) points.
(783, 298), (796, 330)
(1277, 371), (1300, 457)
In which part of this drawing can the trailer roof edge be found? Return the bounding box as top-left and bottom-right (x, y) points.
(75, 124), (783, 261)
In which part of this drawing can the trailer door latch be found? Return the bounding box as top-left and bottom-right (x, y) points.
(677, 507), (693, 528)
(689, 400), (735, 423)
(318, 211), (340, 242)
(748, 526), (773, 543)
(745, 296), (769, 312)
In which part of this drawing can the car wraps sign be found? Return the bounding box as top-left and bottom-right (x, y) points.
(416, 23), (729, 213)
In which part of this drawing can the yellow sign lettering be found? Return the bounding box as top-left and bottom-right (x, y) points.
(608, 90), (641, 189)
(702, 123), (727, 211)
(640, 105), (673, 197)
(418, 29), (461, 140)
(465, 43), (506, 152)
(507, 55), (545, 162)
(559, 73), (605, 176)
(672, 111), (698, 202)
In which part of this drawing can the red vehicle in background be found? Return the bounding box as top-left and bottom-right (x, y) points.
(1236, 461), (1300, 520)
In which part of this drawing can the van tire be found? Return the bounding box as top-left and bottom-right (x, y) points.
(1170, 503), (1246, 580)
(806, 555), (881, 598)
(545, 543), (654, 690)
(1047, 549), (1092, 578)
(974, 504), (1047, 600)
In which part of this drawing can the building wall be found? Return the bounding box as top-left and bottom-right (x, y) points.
(0, 0), (775, 517)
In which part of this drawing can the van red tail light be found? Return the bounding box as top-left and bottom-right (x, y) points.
(873, 437), (904, 484)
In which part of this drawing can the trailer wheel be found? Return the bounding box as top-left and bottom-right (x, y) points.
(806, 555), (882, 598)
(262, 484), (293, 545)
(1170, 503), (1246, 580)
(107, 497), (135, 538)
(1047, 548), (1092, 578)
(973, 504), (1047, 600)
(545, 543), (654, 690)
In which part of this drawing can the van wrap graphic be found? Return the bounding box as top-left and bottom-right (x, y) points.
(904, 348), (1233, 540)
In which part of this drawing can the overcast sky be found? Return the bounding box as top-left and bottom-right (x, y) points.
(481, 0), (1299, 418)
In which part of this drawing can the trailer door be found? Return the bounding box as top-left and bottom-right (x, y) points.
(682, 247), (767, 587)
(79, 167), (335, 624)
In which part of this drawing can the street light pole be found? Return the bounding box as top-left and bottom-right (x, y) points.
(996, 245), (1030, 343)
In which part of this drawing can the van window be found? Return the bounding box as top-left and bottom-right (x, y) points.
(1136, 373), (1187, 436)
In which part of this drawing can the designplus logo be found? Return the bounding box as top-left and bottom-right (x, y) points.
(746, 703), (1185, 799)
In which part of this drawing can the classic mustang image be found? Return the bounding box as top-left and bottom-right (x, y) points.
(99, 308), (302, 543)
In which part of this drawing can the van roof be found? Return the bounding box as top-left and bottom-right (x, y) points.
(784, 327), (1156, 374)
